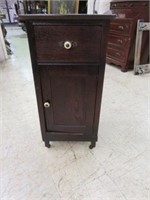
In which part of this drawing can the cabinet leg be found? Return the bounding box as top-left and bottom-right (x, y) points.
(45, 141), (51, 148)
(89, 141), (96, 149)
(121, 67), (128, 72)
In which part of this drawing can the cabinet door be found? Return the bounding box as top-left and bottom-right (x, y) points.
(40, 65), (98, 135)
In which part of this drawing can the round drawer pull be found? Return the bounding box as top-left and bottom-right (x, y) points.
(118, 25), (124, 30)
(64, 41), (72, 50)
(44, 102), (50, 108)
(116, 52), (121, 56)
(117, 39), (123, 44)
(113, 3), (117, 7)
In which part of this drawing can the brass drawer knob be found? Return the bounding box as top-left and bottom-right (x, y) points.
(118, 25), (124, 30)
(117, 39), (123, 44)
(44, 102), (50, 108)
(112, 3), (117, 7)
(64, 41), (72, 50)
(116, 52), (121, 56)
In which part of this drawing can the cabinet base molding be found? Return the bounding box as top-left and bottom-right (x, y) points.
(44, 140), (96, 149)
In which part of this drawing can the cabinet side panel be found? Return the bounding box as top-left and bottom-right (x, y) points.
(26, 22), (47, 141)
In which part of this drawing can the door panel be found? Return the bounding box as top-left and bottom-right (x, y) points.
(51, 76), (86, 126)
(40, 65), (98, 134)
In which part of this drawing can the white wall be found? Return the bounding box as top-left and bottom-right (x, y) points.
(88, 0), (111, 14)
(0, 26), (8, 62)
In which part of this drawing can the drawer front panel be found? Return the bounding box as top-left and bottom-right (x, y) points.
(34, 25), (102, 63)
(111, 2), (148, 9)
(107, 47), (127, 62)
(109, 20), (132, 36)
(108, 34), (130, 49)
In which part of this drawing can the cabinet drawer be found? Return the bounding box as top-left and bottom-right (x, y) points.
(34, 25), (102, 63)
(107, 47), (127, 62)
(110, 2), (148, 9)
(107, 34), (130, 49)
(109, 20), (132, 36)
(111, 2), (129, 9)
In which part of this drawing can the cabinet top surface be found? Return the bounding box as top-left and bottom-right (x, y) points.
(19, 14), (115, 22)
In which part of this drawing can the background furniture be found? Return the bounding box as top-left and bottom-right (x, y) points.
(20, 14), (114, 148)
(0, 0), (17, 23)
(106, 0), (149, 72)
(17, 1), (87, 31)
(134, 20), (150, 75)
(23, 0), (87, 14)
(0, 12), (10, 58)
(0, 23), (8, 62)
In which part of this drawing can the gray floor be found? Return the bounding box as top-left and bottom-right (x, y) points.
(1, 27), (150, 200)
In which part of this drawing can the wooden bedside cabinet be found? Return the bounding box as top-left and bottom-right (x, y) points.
(20, 15), (114, 148)
(106, 0), (149, 72)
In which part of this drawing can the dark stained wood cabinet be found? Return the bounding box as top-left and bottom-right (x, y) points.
(106, 0), (149, 72)
(20, 14), (114, 148)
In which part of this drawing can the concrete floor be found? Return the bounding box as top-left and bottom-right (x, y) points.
(1, 26), (150, 200)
